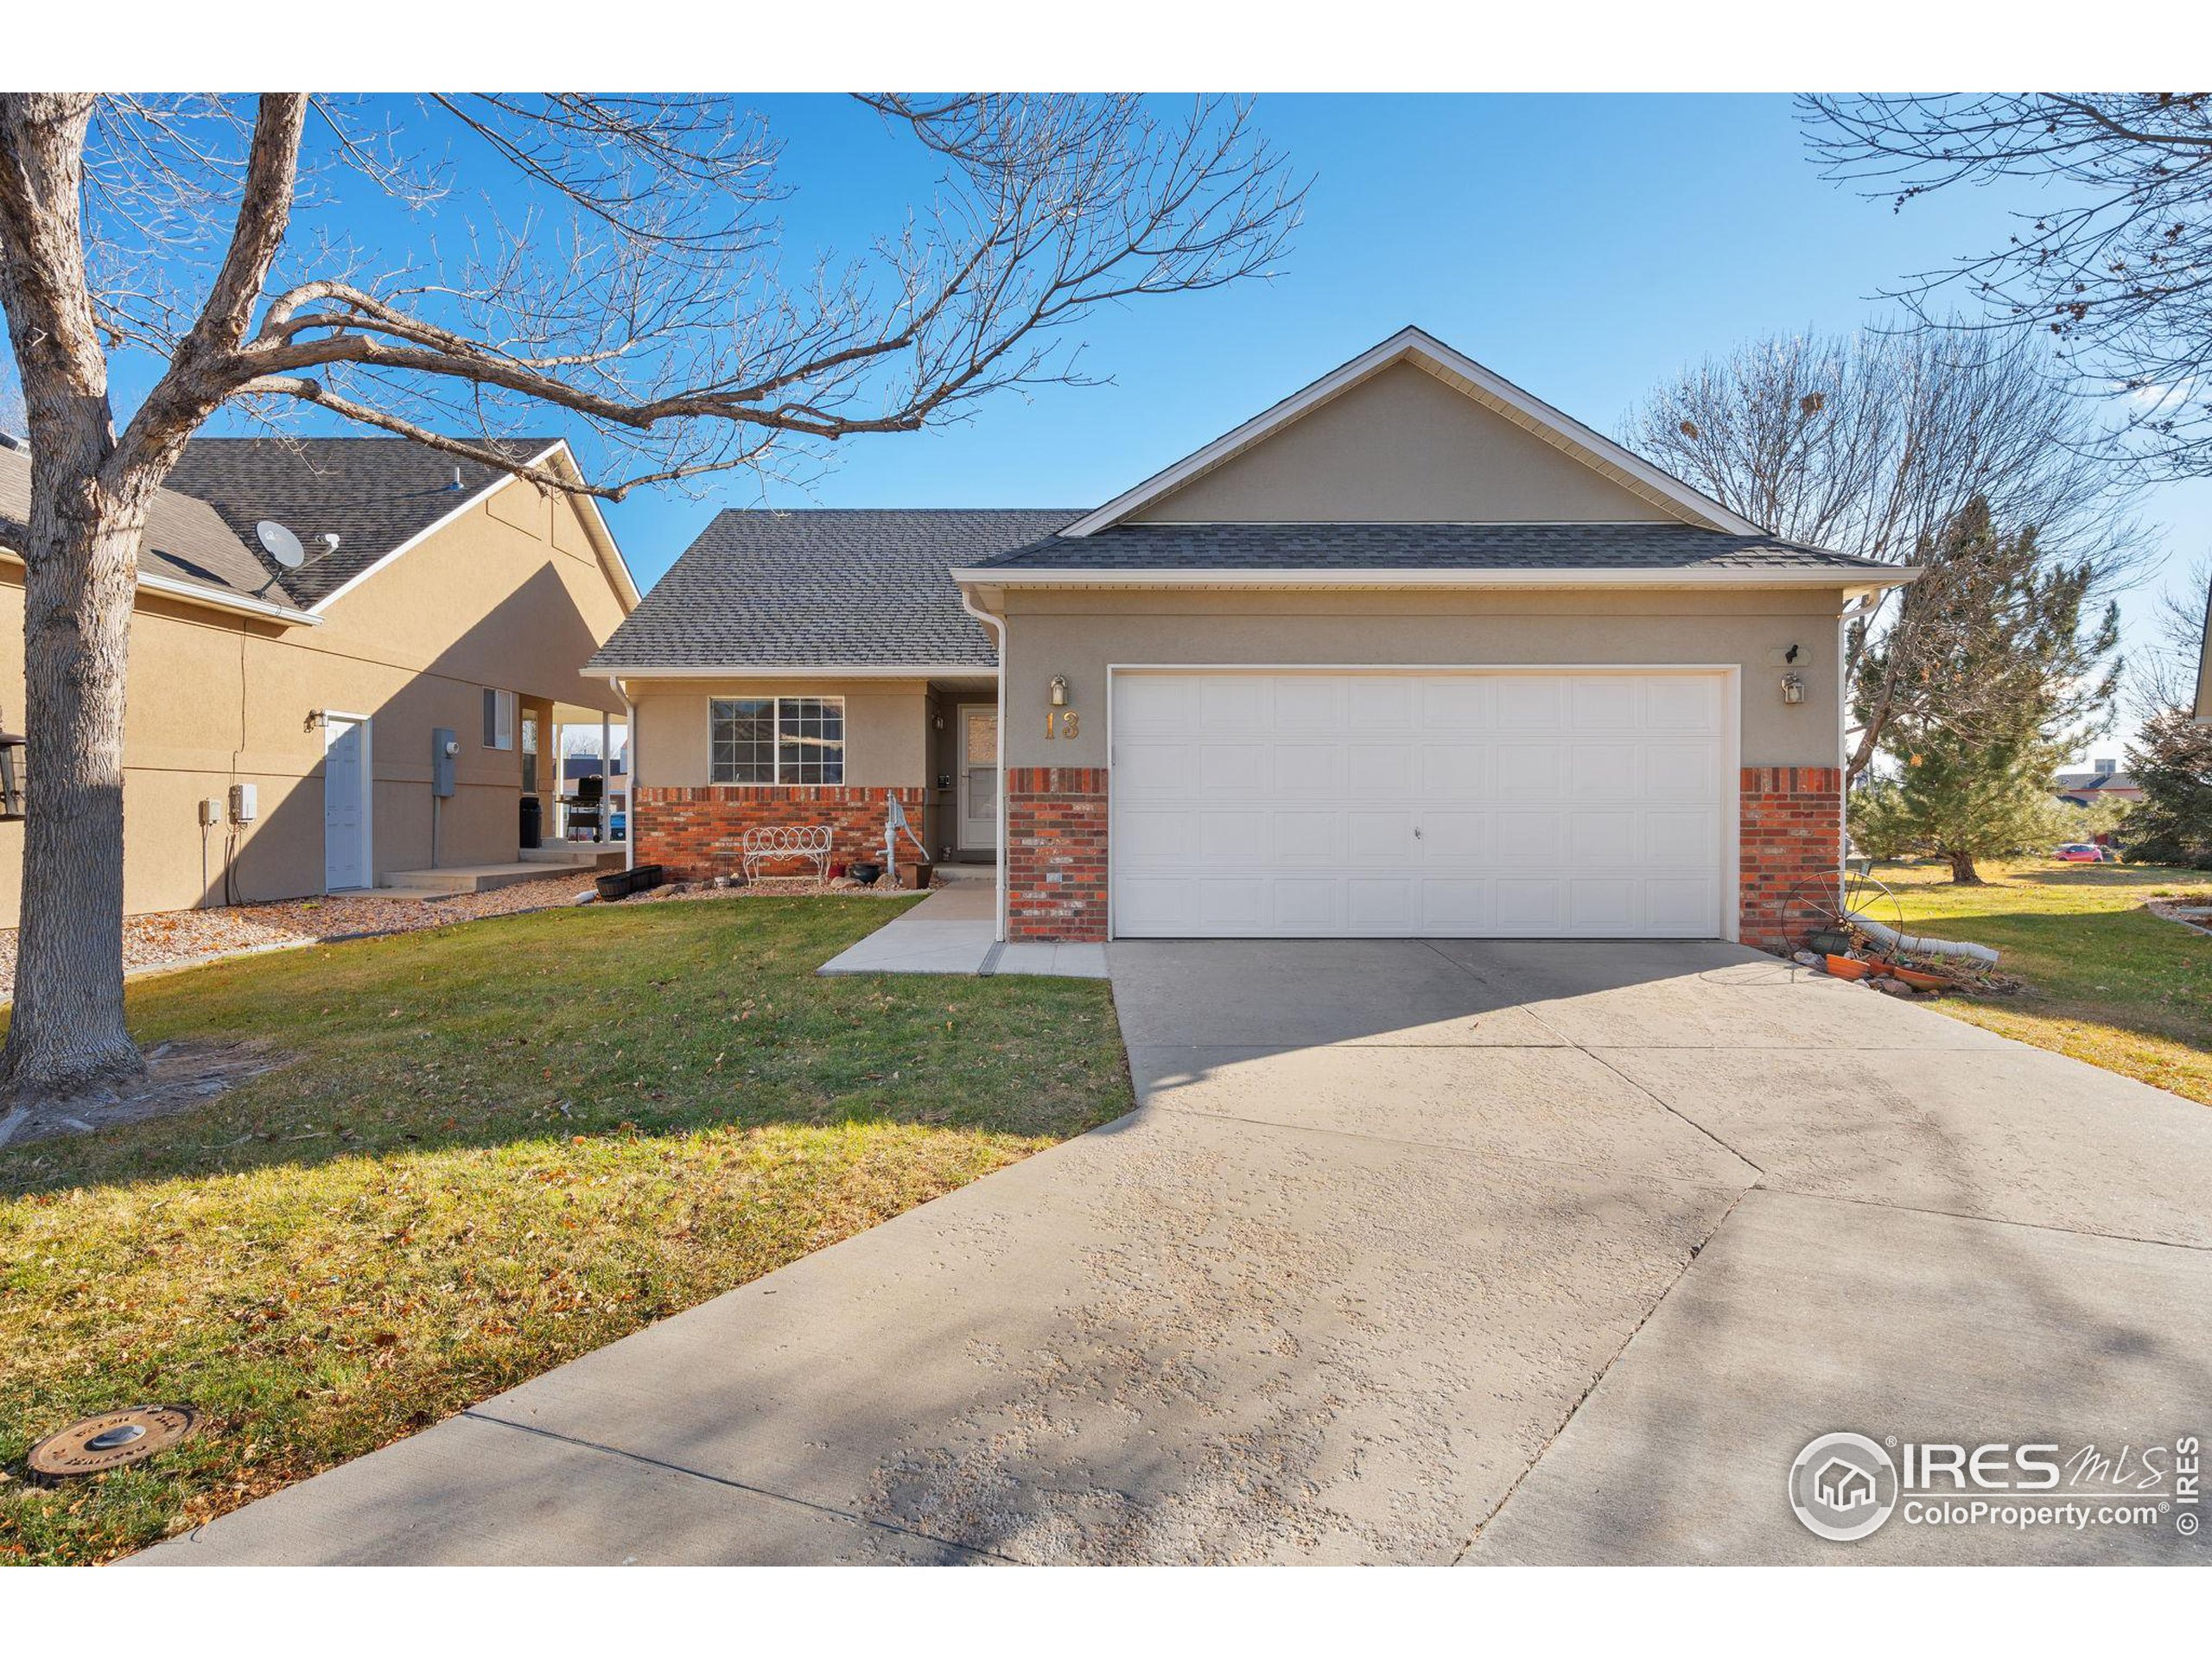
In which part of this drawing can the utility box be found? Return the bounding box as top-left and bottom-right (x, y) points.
(198, 798), (221, 827)
(432, 728), (458, 798)
(227, 782), (257, 824)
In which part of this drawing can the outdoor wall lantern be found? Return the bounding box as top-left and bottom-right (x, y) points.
(0, 713), (24, 822)
(1050, 674), (1070, 707)
(1781, 672), (1806, 706)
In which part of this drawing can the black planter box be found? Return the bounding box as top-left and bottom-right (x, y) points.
(594, 863), (667, 901)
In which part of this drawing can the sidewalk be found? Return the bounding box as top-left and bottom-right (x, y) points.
(816, 872), (1106, 978)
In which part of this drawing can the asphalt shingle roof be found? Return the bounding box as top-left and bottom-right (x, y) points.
(165, 436), (557, 607)
(0, 446), (288, 610)
(970, 521), (1896, 574)
(589, 509), (1081, 671)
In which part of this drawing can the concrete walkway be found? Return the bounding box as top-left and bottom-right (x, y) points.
(817, 873), (1107, 979)
(137, 939), (2212, 1565)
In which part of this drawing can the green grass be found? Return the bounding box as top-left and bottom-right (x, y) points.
(0, 896), (1131, 1566)
(1875, 857), (2212, 1106)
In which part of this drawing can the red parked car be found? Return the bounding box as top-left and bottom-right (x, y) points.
(2053, 843), (2111, 862)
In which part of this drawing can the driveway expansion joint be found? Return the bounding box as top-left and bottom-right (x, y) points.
(461, 1411), (1015, 1564)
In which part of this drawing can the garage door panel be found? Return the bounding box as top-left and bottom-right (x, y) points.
(1110, 671), (1729, 939)
(1271, 880), (1342, 932)
(1198, 809), (1267, 862)
(1567, 810), (1638, 866)
(1346, 677), (1416, 731)
(1420, 809), (1490, 863)
(1420, 741), (1494, 799)
(1645, 877), (1716, 931)
(1201, 743), (1270, 798)
(1274, 742), (1345, 794)
(1116, 742), (1196, 799)
(1496, 878), (1564, 930)
(1420, 677), (1495, 731)
(1270, 811), (1346, 863)
(1347, 877), (1415, 932)
(1116, 807), (1197, 863)
(1495, 809), (1564, 863)
(1643, 809), (1717, 867)
(1200, 677), (1271, 731)
(1569, 676), (1640, 731)
(1420, 877), (1492, 932)
(1273, 677), (1345, 731)
(1347, 743), (1415, 794)
(1646, 674), (1723, 733)
(1348, 810), (1417, 863)
(1567, 743), (1643, 803)
(1569, 877), (1638, 931)
(1497, 677), (1566, 732)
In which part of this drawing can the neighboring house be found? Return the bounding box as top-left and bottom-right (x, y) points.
(2054, 760), (2144, 806)
(0, 436), (638, 925)
(592, 327), (1913, 947)
(2196, 580), (2210, 724)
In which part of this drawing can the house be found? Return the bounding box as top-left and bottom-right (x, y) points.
(0, 436), (638, 925)
(2054, 760), (2144, 806)
(591, 327), (1913, 948)
(2196, 579), (2210, 724)
(1814, 1457), (1878, 1513)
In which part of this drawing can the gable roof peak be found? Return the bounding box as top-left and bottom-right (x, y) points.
(1060, 326), (1767, 540)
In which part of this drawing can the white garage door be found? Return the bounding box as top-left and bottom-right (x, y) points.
(1109, 670), (1732, 939)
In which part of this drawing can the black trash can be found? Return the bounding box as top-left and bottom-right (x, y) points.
(518, 793), (543, 849)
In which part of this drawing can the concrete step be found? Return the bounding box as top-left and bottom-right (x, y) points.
(520, 843), (626, 871)
(373, 862), (581, 896)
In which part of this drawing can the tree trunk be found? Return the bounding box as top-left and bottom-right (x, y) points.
(0, 94), (147, 1097)
(4, 475), (148, 1096)
(1946, 849), (1985, 886)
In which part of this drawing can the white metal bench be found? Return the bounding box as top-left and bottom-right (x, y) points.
(741, 823), (833, 882)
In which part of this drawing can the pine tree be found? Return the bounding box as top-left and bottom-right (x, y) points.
(2125, 709), (2212, 869)
(1853, 499), (2120, 883)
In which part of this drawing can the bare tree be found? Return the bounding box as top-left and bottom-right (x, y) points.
(1800, 94), (2212, 479)
(0, 92), (1304, 1100)
(1624, 326), (2141, 782)
(2133, 552), (2212, 717)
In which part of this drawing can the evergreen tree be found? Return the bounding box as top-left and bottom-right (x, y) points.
(1853, 499), (2120, 883)
(2125, 709), (2212, 869)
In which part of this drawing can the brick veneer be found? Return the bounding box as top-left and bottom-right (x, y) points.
(1006, 766), (1109, 941)
(634, 785), (925, 881)
(1738, 765), (1843, 952)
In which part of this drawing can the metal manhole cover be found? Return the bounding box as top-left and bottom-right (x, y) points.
(26, 1405), (199, 1478)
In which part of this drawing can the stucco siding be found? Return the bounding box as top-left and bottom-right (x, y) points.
(998, 586), (1847, 771)
(1129, 362), (1681, 526)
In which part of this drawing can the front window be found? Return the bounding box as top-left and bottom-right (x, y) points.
(711, 696), (842, 785)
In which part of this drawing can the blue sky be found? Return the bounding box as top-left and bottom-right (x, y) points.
(181, 93), (2208, 749)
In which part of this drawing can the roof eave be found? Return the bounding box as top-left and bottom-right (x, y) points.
(1, 546), (322, 626)
(584, 662), (1000, 680)
(951, 564), (1917, 591)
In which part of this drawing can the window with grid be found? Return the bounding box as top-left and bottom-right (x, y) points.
(778, 696), (844, 785)
(709, 698), (777, 783)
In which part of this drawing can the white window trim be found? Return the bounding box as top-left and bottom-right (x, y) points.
(709, 694), (848, 786)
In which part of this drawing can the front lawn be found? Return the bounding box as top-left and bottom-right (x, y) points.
(1875, 858), (2212, 1106)
(0, 896), (1131, 1566)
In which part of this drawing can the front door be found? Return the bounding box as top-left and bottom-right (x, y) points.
(323, 715), (372, 891)
(957, 704), (998, 852)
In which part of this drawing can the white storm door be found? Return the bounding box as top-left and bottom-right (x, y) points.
(1109, 670), (1729, 939)
(323, 715), (372, 892)
(957, 704), (999, 851)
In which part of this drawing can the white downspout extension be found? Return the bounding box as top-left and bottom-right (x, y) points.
(609, 676), (636, 872)
(956, 586), (1008, 944)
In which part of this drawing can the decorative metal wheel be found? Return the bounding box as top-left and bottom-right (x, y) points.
(1778, 867), (1905, 950)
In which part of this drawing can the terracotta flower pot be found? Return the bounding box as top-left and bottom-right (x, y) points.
(1823, 953), (1873, 981)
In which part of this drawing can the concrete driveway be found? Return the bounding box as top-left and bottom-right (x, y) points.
(137, 940), (2212, 1566)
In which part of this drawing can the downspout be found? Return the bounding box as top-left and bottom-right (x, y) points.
(609, 675), (636, 872)
(956, 585), (1008, 944)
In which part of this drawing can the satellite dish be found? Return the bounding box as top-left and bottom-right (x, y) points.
(256, 519), (305, 569)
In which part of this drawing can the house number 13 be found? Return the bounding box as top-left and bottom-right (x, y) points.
(1044, 710), (1080, 740)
